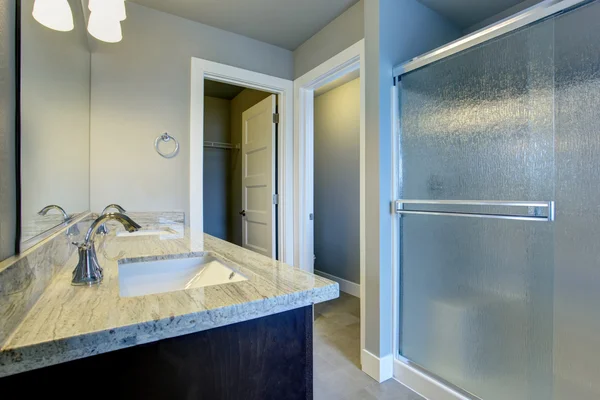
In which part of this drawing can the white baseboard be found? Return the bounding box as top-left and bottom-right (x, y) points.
(361, 349), (393, 383)
(314, 270), (360, 298)
(393, 358), (470, 400)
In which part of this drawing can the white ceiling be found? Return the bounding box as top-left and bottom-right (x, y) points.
(417, 0), (538, 29)
(129, 0), (359, 51)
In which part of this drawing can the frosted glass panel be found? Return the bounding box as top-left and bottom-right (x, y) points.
(400, 216), (553, 399)
(399, 19), (555, 400)
(554, 2), (600, 399)
(400, 22), (554, 202)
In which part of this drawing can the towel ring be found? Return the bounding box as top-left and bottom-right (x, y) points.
(155, 132), (179, 159)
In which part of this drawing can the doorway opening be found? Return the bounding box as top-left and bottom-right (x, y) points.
(312, 69), (362, 387)
(294, 39), (369, 380)
(312, 69), (360, 297)
(189, 57), (294, 265)
(201, 79), (279, 259)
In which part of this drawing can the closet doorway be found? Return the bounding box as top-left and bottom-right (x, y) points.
(202, 79), (279, 259)
(189, 57), (294, 265)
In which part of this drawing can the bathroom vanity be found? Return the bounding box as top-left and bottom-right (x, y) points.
(0, 215), (338, 399)
(1, 2), (340, 398)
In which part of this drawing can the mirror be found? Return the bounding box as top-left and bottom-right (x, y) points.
(19, 0), (91, 249)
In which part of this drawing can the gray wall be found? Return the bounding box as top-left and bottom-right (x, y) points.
(0, 0), (16, 261)
(89, 2), (293, 216)
(293, 0), (364, 78)
(314, 78), (360, 284)
(363, 0), (461, 357)
(203, 96), (231, 241)
(229, 89), (271, 246)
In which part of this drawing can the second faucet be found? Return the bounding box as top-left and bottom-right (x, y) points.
(97, 204), (127, 235)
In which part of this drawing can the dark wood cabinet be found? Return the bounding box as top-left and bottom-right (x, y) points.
(1, 306), (313, 400)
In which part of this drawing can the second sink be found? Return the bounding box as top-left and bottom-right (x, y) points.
(116, 228), (175, 237)
(118, 253), (248, 297)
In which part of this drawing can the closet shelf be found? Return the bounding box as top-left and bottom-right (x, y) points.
(203, 141), (240, 150)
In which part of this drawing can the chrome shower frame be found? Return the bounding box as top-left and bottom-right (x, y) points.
(393, 0), (591, 78)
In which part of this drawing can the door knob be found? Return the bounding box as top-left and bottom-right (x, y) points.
(239, 210), (246, 217)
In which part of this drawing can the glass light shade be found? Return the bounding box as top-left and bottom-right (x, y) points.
(32, 0), (74, 32)
(88, 0), (126, 21)
(88, 12), (123, 43)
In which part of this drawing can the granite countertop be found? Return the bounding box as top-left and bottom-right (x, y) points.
(0, 230), (338, 378)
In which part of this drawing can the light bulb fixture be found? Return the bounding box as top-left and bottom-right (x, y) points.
(87, 0), (126, 43)
(88, 0), (127, 21)
(87, 12), (123, 43)
(32, 0), (74, 32)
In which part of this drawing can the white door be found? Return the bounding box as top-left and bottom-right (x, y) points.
(241, 95), (277, 258)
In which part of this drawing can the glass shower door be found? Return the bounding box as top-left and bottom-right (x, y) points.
(553, 2), (600, 398)
(398, 17), (555, 400)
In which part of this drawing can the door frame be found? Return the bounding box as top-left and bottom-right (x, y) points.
(190, 57), (294, 265)
(293, 39), (366, 358)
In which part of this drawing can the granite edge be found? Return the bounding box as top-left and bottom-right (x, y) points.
(0, 283), (338, 377)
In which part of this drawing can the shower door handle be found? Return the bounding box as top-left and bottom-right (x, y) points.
(393, 200), (555, 222)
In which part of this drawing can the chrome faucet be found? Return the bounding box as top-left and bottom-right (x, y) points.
(38, 204), (69, 220)
(96, 204), (127, 235)
(38, 204), (79, 236)
(71, 213), (141, 286)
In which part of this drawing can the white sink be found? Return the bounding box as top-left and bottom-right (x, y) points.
(118, 254), (248, 297)
(116, 229), (174, 237)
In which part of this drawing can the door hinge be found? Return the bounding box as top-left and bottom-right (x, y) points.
(273, 194), (279, 205)
(273, 113), (280, 124)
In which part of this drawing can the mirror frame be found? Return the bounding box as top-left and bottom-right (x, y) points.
(15, 0), (21, 255)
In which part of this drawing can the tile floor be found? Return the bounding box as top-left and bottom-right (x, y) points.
(313, 292), (424, 400)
